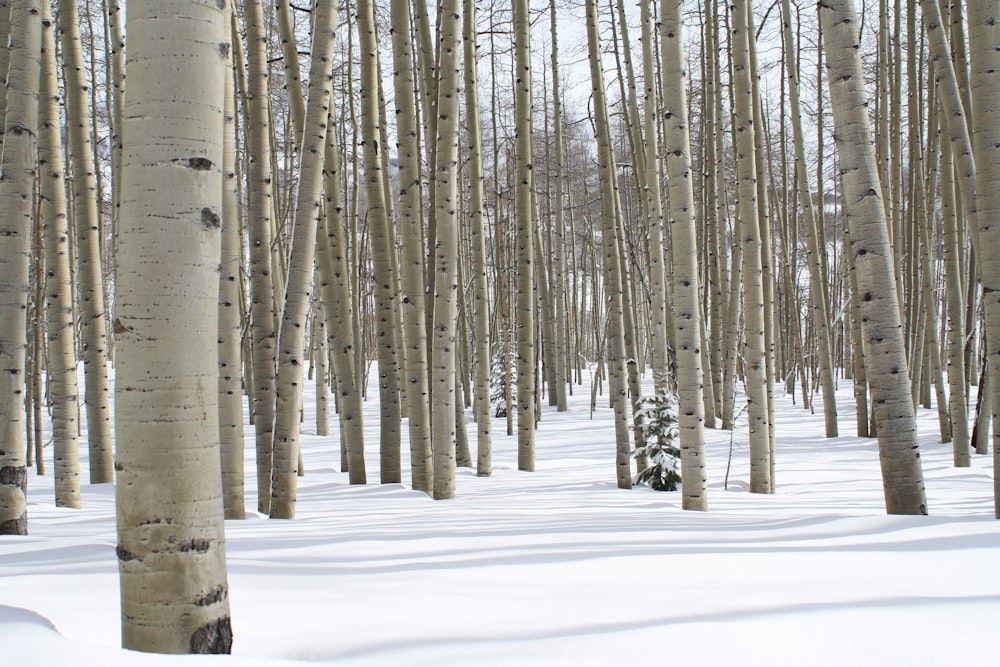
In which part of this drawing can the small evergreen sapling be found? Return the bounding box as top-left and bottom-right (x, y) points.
(632, 390), (681, 491)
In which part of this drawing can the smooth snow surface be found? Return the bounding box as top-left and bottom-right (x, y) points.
(2, 370), (998, 665)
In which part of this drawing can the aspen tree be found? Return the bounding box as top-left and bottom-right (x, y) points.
(940, 125), (972, 465)
(731, 0), (771, 493)
(428, 0), (464, 499)
(466, 0), (494, 475)
(312, 297), (330, 437)
(779, 0), (838, 437)
(638, 0), (672, 412)
(356, 1), (403, 486)
(219, 31), (246, 518)
(0, 1), (9, 133)
(389, 0), (432, 493)
(0, 0), (42, 536)
(967, 2), (1000, 517)
(820, 0), (927, 515)
(660, 0), (707, 510)
(585, 0), (631, 490)
(513, 0), (536, 472)
(270, 0), (339, 519)
(318, 128), (367, 484)
(243, 0), (278, 514)
(40, 2), (81, 509)
(56, 0), (114, 482)
(115, 0), (232, 651)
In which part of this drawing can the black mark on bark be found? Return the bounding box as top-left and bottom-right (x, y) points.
(188, 157), (214, 170)
(0, 465), (27, 489)
(202, 208), (221, 229)
(116, 545), (139, 562)
(190, 616), (233, 654)
(194, 584), (228, 607)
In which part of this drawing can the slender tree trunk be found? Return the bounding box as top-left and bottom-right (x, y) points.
(466, 0), (493, 476)
(390, 0), (432, 493)
(585, 0), (632, 490)
(820, 0), (927, 515)
(356, 3), (402, 486)
(429, 0), (464, 499)
(269, 0), (339, 519)
(318, 127), (366, 484)
(243, 0), (278, 515)
(939, 139), (971, 464)
(40, 2), (81, 509)
(513, 0), (536, 472)
(58, 0), (114, 482)
(779, 0), (838, 437)
(115, 0), (232, 651)
(219, 35), (246, 518)
(660, 0), (707, 510)
(0, 0), (42, 536)
(731, 0), (771, 493)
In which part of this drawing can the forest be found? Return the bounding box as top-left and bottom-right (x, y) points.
(1, 0), (999, 658)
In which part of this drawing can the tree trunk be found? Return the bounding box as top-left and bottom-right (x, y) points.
(40, 1), (81, 509)
(660, 0), (707, 510)
(270, 0), (339, 519)
(115, 0), (232, 651)
(466, 0), (493, 476)
(779, 0), (838, 438)
(585, 0), (632, 490)
(967, 1), (1000, 517)
(731, 0), (771, 493)
(0, 0), (42, 536)
(219, 34), (246, 518)
(389, 0), (432, 493)
(57, 0), (114, 482)
(243, 0), (278, 515)
(820, 0), (927, 515)
(513, 0), (536, 472)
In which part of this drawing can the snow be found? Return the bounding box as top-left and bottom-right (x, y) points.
(2, 371), (998, 665)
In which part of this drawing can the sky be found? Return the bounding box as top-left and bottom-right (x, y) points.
(2, 369), (999, 665)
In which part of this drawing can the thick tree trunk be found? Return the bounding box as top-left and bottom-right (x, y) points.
(115, 0), (232, 651)
(967, 2), (1000, 517)
(820, 0), (927, 515)
(0, 0), (42, 536)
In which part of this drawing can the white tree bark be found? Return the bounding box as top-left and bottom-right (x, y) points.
(40, 1), (81, 509)
(820, 0), (927, 515)
(115, 0), (232, 651)
(967, 1), (1000, 517)
(269, 0), (339, 519)
(0, 0), (42, 536)
(57, 0), (114, 482)
(660, 0), (707, 510)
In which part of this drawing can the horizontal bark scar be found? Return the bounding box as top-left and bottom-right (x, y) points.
(194, 584), (228, 607)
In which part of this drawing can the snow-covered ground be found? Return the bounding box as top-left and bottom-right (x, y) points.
(3, 369), (998, 665)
